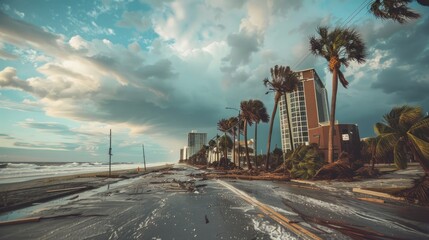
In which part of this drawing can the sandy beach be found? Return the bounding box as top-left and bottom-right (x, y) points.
(0, 164), (173, 214)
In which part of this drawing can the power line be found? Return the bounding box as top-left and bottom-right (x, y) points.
(292, 0), (372, 70)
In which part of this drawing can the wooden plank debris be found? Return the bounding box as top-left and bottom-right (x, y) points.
(357, 197), (385, 204)
(352, 188), (404, 201)
(0, 217), (41, 226)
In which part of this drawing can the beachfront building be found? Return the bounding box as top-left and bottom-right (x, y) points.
(187, 131), (207, 159)
(278, 68), (361, 161)
(278, 68), (329, 152)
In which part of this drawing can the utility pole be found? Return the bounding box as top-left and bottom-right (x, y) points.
(109, 129), (112, 178)
(142, 144), (147, 171)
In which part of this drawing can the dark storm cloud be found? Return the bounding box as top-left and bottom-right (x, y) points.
(0, 11), (65, 56)
(368, 16), (429, 103)
(220, 30), (261, 86)
(96, 85), (222, 134)
(20, 122), (74, 135)
(373, 68), (429, 102)
(136, 59), (177, 81)
(19, 121), (103, 137)
(222, 31), (260, 67)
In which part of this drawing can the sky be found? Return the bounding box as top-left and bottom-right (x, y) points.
(0, 0), (428, 164)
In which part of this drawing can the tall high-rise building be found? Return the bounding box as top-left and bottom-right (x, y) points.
(279, 68), (329, 152)
(187, 131), (207, 158)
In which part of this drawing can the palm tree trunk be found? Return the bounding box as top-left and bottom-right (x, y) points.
(254, 122), (258, 169)
(370, 143), (376, 170)
(284, 93), (294, 152)
(244, 120), (252, 169)
(224, 132), (227, 163)
(328, 67), (339, 164)
(232, 131), (236, 167)
(266, 92), (281, 170)
(238, 120), (241, 168)
(216, 139), (220, 165)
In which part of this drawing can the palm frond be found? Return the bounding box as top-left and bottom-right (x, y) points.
(309, 26), (366, 71)
(370, 0), (420, 23)
(399, 106), (423, 127)
(374, 122), (395, 135)
(337, 70), (349, 88)
(375, 132), (400, 158)
(393, 139), (408, 169)
(409, 116), (429, 141)
(408, 133), (429, 162)
(217, 118), (230, 132)
(263, 78), (270, 87)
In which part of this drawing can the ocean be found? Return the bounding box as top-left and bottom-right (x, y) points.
(0, 161), (173, 184)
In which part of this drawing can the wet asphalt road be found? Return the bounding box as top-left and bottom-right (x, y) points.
(0, 165), (428, 240)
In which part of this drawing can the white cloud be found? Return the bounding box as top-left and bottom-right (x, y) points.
(13, 9), (24, 18)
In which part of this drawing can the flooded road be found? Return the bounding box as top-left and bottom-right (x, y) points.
(0, 165), (428, 240)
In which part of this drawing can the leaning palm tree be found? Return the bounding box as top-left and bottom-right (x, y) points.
(252, 100), (269, 169)
(310, 26), (366, 163)
(375, 106), (429, 173)
(240, 100), (256, 170)
(219, 135), (233, 166)
(264, 65), (299, 171)
(217, 118), (230, 161)
(375, 106), (429, 203)
(370, 0), (422, 23)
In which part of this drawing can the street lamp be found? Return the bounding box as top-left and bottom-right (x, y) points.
(226, 107), (240, 168)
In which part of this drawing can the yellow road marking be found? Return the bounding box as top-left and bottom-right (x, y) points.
(217, 180), (322, 240)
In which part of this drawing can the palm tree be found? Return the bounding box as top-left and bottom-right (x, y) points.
(370, 0), (422, 23)
(240, 100), (255, 170)
(251, 100), (269, 169)
(375, 106), (429, 174)
(264, 65), (299, 171)
(217, 119), (230, 161)
(375, 106), (429, 203)
(310, 26), (366, 163)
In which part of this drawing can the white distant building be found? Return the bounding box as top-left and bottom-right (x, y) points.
(180, 147), (188, 161)
(186, 130), (207, 158)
